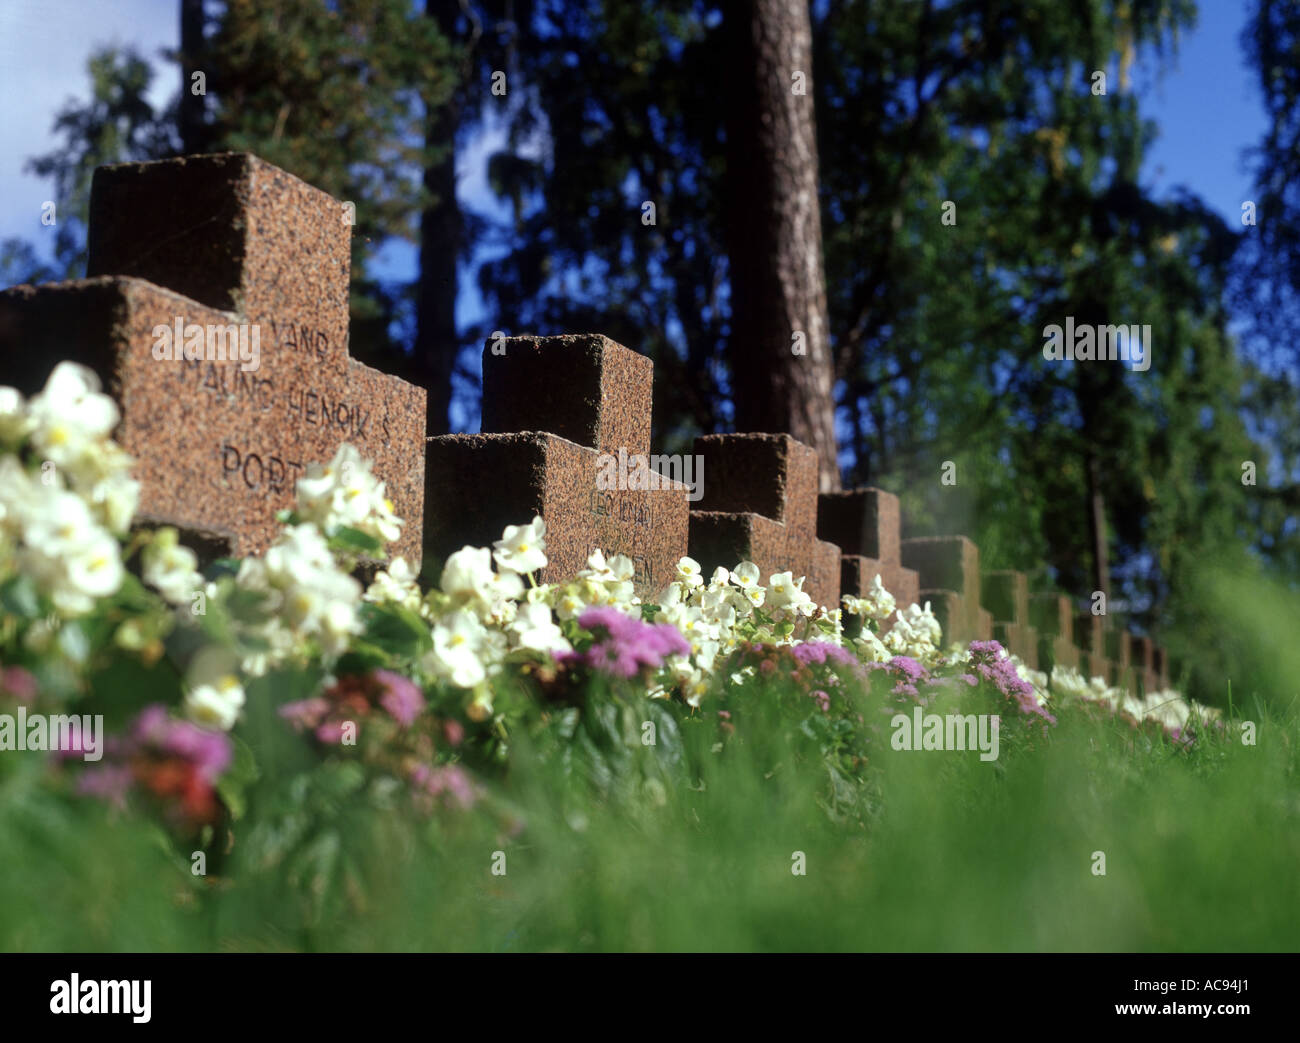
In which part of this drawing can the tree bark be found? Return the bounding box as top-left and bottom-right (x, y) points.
(1086, 452), (1110, 599)
(722, 0), (841, 490)
(178, 0), (206, 154)
(415, 0), (463, 435)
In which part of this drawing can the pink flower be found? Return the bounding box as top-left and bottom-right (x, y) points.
(0, 666), (37, 703)
(375, 669), (424, 727)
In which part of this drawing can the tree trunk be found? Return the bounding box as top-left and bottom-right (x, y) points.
(722, 0), (841, 490)
(178, 0), (206, 154)
(1086, 452), (1110, 599)
(415, 0), (463, 435)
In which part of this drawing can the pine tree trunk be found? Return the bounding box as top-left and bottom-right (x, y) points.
(415, 0), (462, 436)
(1087, 453), (1110, 600)
(178, 0), (206, 154)
(722, 0), (841, 490)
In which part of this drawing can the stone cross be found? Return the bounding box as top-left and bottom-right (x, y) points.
(816, 487), (918, 632)
(1105, 629), (1132, 691)
(1074, 613), (1111, 683)
(1029, 593), (1079, 671)
(688, 433), (841, 609)
(899, 535), (990, 645)
(1151, 645), (1168, 691)
(0, 153), (426, 562)
(1132, 635), (1157, 694)
(423, 334), (689, 596)
(982, 570), (1039, 669)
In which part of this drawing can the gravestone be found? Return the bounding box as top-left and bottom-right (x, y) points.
(1105, 629), (1133, 692)
(900, 535), (990, 644)
(982, 570), (1039, 669)
(1132, 636), (1158, 695)
(424, 334), (689, 596)
(0, 153), (426, 562)
(1029, 593), (1079, 671)
(817, 487), (918, 633)
(688, 433), (841, 609)
(1151, 645), (1168, 691)
(1073, 613), (1110, 683)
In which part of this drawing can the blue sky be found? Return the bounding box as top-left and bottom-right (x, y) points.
(0, 0), (1271, 373)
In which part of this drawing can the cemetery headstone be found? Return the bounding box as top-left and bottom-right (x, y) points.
(0, 152), (426, 562)
(900, 535), (990, 644)
(1105, 628), (1133, 692)
(423, 334), (689, 596)
(982, 570), (1039, 669)
(1029, 593), (1079, 671)
(1132, 635), (1158, 695)
(1073, 613), (1111, 683)
(817, 487), (919, 633)
(1151, 645), (1168, 691)
(688, 433), (841, 608)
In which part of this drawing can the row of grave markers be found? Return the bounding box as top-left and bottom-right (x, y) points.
(0, 152), (1170, 695)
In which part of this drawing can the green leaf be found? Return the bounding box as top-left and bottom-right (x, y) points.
(331, 525), (384, 557)
(360, 602), (431, 658)
(0, 574), (40, 618)
(216, 735), (261, 821)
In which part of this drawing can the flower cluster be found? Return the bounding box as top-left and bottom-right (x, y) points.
(295, 443), (403, 548)
(77, 705), (232, 833)
(562, 606), (691, 679)
(1048, 664), (1219, 742)
(280, 669), (426, 743)
(0, 363), (138, 616)
(841, 577), (944, 664)
(962, 640), (1056, 722)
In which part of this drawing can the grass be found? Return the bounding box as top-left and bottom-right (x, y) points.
(1, 688), (1296, 952)
(2, 559), (1297, 952)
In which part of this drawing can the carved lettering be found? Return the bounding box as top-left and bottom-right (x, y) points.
(219, 442), (302, 495)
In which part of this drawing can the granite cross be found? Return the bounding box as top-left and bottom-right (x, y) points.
(982, 570), (1040, 669)
(0, 153), (426, 563)
(423, 334), (690, 596)
(688, 433), (842, 609)
(817, 487), (919, 632)
(1029, 594), (1079, 672)
(900, 535), (991, 645)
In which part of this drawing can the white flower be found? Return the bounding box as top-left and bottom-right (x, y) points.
(427, 609), (489, 688)
(86, 473), (140, 535)
(364, 555), (422, 609)
(142, 528), (203, 606)
(60, 533), (124, 608)
(0, 386), (32, 443)
(441, 545), (498, 602)
(264, 523), (335, 586)
(508, 601), (571, 654)
(675, 556), (704, 588)
(578, 548), (615, 580)
(767, 571), (813, 615)
(27, 363), (119, 467)
(319, 599), (361, 657)
(862, 574), (897, 621)
(607, 553), (636, 583)
(855, 628), (890, 662)
(730, 562), (761, 589)
(21, 486), (99, 556)
(184, 675), (246, 731)
(296, 443), (402, 544)
(493, 516), (547, 574)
